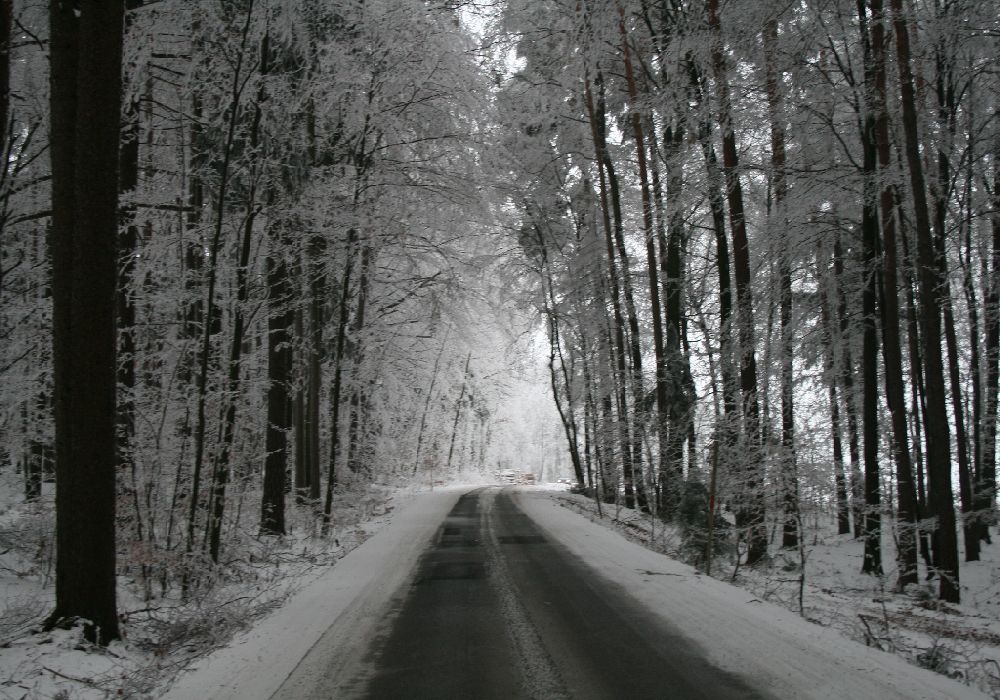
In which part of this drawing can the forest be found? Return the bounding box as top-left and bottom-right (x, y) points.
(0, 0), (999, 686)
(499, 0), (999, 608)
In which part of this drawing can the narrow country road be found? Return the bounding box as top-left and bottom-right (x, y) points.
(272, 487), (763, 700)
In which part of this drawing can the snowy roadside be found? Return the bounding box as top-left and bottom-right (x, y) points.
(158, 485), (466, 700)
(0, 483), (464, 699)
(516, 487), (990, 699)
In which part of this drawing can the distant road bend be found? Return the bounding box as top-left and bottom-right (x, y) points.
(273, 487), (763, 700)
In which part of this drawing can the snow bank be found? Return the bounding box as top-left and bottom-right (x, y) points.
(159, 486), (466, 700)
(513, 488), (987, 700)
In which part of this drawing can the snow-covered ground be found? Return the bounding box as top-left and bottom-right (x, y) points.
(550, 487), (1000, 697)
(0, 473), (427, 699)
(160, 485), (468, 700)
(2, 483), (996, 698)
(515, 488), (987, 699)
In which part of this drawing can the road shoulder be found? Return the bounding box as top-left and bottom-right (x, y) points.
(513, 488), (987, 700)
(160, 487), (468, 700)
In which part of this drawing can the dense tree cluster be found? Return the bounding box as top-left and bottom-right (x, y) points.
(1, 0), (510, 642)
(498, 0), (1000, 603)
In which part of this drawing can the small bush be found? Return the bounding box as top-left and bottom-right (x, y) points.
(676, 481), (732, 566)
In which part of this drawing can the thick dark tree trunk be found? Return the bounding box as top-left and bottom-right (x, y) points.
(962, 218), (986, 550)
(660, 122), (693, 497)
(698, 90), (739, 490)
(261, 222), (292, 536)
(930, 35), (977, 562)
(690, 57), (738, 526)
(899, 221), (935, 571)
(869, 0), (919, 588)
(889, 0), (960, 602)
(942, 261), (977, 560)
(47, 0), (124, 644)
(598, 86), (648, 511)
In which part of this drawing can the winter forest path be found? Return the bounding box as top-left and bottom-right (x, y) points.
(275, 487), (762, 699)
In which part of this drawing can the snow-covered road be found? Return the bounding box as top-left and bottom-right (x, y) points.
(161, 486), (986, 699)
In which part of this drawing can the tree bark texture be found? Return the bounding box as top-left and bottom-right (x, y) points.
(47, 0), (124, 644)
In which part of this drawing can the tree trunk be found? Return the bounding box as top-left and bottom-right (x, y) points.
(691, 57), (739, 520)
(597, 71), (648, 513)
(347, 241), (371, 475)
(707, 0), (766, 564)
(619, 11), (671, 516)
(293, 264), (309, 503)
(929, 31), (977, 562)
(445, 352), (474, 475)
(899, 219), (935, 571)
(856, 0), (883, 576)
(413, 329), (450, 476)
(261, 214), (291, 536)
(307, 240), (325, 503)
(46, 0), (124, 644)
(583, 72), (637, 510)
(536, 223), (586, 486)
(206, 27), (267, 565)
(661, 123), (694, 496)
(833, 236), (864, 538)
(869, 0), (919, 588)
(186, 3), (256, 573)
(888, 0), (960, 602)
(117, 0), (143, 551)
(818, 245), (852, 534)
(763, 14), (798, 550)
(322, 236), (356, 534)
(978, 140), (1000, 546)
(0, 0), (9, 149)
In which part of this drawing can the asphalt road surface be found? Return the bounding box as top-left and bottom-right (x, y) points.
(276, 487), (765, 699)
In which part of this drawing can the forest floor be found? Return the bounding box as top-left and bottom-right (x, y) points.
(553, 489), (1000, 698)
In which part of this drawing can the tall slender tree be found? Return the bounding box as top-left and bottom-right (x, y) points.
(888, 0), (960, 602)
(706, 0), (766, 565)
